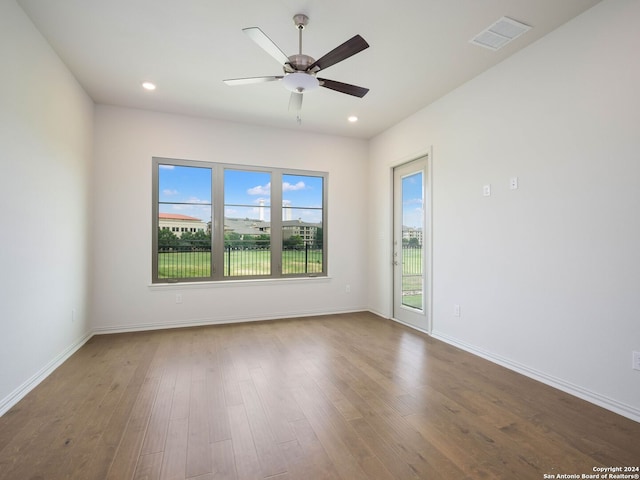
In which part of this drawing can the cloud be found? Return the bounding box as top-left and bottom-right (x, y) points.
(247, 182), (271, 195)
(159, 165), (175, 170)
(163, 189), (178, 196)
(170, 197), (210, 210)
(186, 196), (210, 204)
(402, 206), (424, 228)
(248, 181), (304, 195)
(283, 181), (305, 191)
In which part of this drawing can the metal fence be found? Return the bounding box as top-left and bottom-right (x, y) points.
(157, 239), (209, 279)
(157, 240), (322, 278)
(401, 245), (423, 308)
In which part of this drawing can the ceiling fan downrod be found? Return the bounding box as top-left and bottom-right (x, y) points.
(293, 14), (308, 56)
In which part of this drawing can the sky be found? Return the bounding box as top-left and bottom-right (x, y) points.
(158, 165), (324, 224)
(402, 171), (424, 229)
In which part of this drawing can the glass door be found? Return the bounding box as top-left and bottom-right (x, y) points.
(393, 156), (429, 330)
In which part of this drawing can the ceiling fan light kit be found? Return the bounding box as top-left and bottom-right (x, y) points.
(223, 13), (369, 119)
(282, 71), (319, 93)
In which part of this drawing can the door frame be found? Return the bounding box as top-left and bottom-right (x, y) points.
(390, 148), (433, 335)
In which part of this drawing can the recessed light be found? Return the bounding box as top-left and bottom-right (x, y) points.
(142, 81), (156, 91)
(348, 116), (358, 123)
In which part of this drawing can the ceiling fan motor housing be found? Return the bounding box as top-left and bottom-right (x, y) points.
(285, 54), (316, 72)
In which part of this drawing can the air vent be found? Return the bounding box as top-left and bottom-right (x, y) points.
(470, 16), (531, 51)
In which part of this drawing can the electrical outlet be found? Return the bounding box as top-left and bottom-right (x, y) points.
(483, 184), (491, 196)
(633, 351), (640, 371)
(454, 304), (461, 317)
(345, 284), (351, 293)
(175, 294), (183, 304)
(510, 177), (519, 190)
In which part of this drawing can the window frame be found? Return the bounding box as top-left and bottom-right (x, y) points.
(152, 157), (328, 283)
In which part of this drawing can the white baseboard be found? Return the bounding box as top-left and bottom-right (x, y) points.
(366, 307), (390, 320)
(5, 314), (638, 425)
(92, 306), (368, 335)
(430, 330), (640, 424)
(0, 331), (94, 417)
(384, 316), (640, 423)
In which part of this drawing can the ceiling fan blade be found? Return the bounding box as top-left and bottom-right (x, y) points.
(289, 91), (303, 112)
(223, 76), (283, 86)
(243, 27), (290, 66)
(318, 78), (369, 98)
(308, 35), (369, 72)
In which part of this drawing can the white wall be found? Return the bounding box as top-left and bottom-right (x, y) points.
(4, 0), (638, 424)
(368, 0), (640, 421)
(0, 0), (94, 413)
(91, 106), (368, 332)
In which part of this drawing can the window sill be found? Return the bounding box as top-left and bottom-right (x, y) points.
(148, 275), (331, 290)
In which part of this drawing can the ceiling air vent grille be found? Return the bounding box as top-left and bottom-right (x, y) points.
(470, 16), (531, 51)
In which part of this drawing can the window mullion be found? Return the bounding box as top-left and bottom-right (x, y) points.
(212, 164), (225, 280)
(271, 171), (283, 277)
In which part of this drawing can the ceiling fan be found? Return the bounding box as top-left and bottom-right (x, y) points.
(223, 14), (370, 117)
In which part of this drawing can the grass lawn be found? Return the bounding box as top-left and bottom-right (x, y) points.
(403, 294), (423, 309)
(401, 247), (423, 309)
(158, 251), (211, 278)
(158, 246), (421, 309)
(158, 248), (323, 278)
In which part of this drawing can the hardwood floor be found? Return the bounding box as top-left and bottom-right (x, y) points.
(1, 312), (638, 479)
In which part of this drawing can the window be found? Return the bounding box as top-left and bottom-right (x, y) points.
(156, 163), (212, 280)
(224, 169), (271, 277)
(282, 174), (324, 275)
(152, 158), (327, 283)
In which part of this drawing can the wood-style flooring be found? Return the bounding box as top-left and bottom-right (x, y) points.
(0, 312), (638, 479)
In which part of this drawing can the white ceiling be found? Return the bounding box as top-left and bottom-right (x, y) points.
(18, 0), (601, 139)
